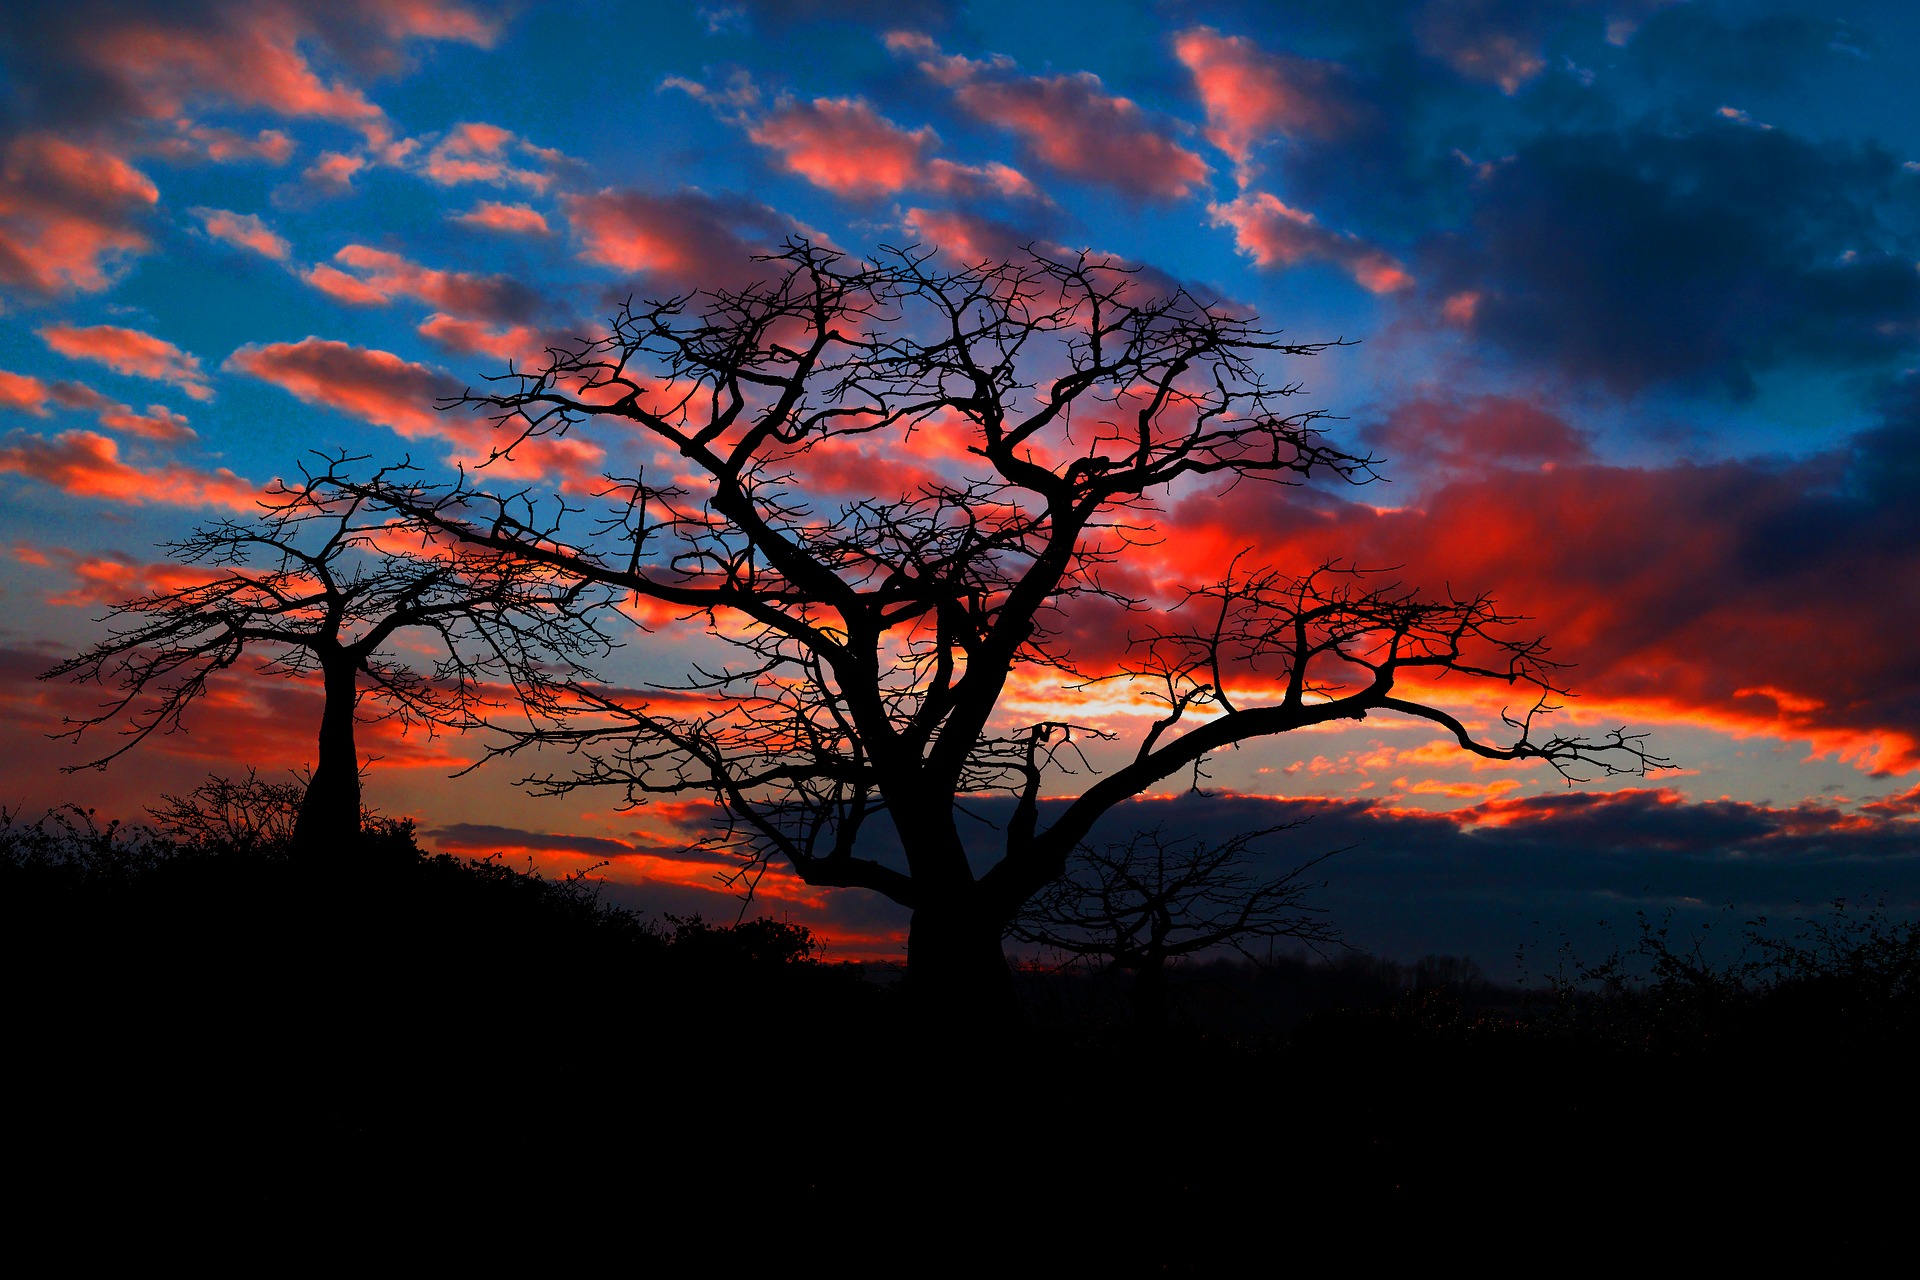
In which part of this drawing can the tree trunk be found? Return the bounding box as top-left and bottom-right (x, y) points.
(292, 658), (361, 853)
(906, 903), (1020, 1031)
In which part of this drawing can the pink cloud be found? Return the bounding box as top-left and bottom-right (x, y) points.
(0, 134), (158, 296)
(451, 201), (551, 235)
(423, 122), (562, 191)
(151, 125), (298, 166)
(893, 35), (1210, 200)
(39, 324), (214, 400)
(58, 2), (498, 140)
(749, 97), (936, 197)
(562, 187), (802, 289)
(0, 429), (253, 510)
(191, 207), (291, 260)
(0, 368), (195, 442)
(224, 338), (463, 441)
(301, 151), (367, 195)
(1173, 27), (1370, 179)
(302, 245), (539, 322)
(1413, 0), (1548, 94)
(1209, 192), (1412, 293)
(416, 314), (549, 366)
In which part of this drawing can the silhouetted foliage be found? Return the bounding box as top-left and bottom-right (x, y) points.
(42, 469), (616, 849)
(336, 239), (1661, 1020)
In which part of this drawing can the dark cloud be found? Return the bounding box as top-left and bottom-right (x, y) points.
(1428, 122), (1920, 394)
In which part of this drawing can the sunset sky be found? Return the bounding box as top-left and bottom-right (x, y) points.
(3, 0), (1917, 970)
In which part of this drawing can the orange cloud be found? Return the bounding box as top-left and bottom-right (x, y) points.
(0, 429), (254, 510)
(1209, 192), (1412, 293)
(451, 201), (551, 235)
(0, 368), (195, 442)
(0, 134), (158, 296)
(39, 324), (214, 401)
(191, 207), (291, 260)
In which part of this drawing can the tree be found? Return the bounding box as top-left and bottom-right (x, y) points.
(43, 470), (614, 850)
(344, 240), (1659, 1020)
(1007, 824), (1341, 1034)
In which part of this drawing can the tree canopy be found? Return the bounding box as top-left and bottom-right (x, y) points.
(303, 240), (1655, 1014)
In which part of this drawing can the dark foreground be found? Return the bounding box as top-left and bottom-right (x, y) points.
(6, 807), (1915, 1261)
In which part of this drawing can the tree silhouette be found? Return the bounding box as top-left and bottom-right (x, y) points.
(1008, 824), (1340, 1034)
(44, 468), (613, 849)
(344, 240), (1660, 1019)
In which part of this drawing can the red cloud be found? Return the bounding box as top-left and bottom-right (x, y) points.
(224, 338), (464, 441)
(1160, 397), (1920, 771)
(39, 324), (213, 401)
(891, 34), (1210, 200)
(0, 134), (158, 296)
(1209, 192), (1412, 293)
(0, 429), (253, 510)
(451, 201), (551, 235)
(562, 188), (802, 290)
(303, 245), (539, 322)
(750, 97), (936, 197)
(1172, 27), (1370, 180)
(191, 207), (291, 260)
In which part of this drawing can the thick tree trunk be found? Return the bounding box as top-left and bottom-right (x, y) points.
(906, 903), (1020, 1031)
(292, 658), (361, 853)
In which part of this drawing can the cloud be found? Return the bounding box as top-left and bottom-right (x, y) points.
(0, 428), (253, 509)
(451, 201), (550, 235)
(749, 96), (936, 198)
(1426, 122), (1920, 394)
(891, 33), (1210, 200)
(302, 245), (540, 322)
(0, 133), (158, 296)
(672, 73), (1050, 206)
(1209, 192), (1412, 293)
(0, 1), (498, 138)
(1172, 26), (1372, 180)
(224, 337), (463, 441)
(190, 207), (291, 260)
(160, 124), (297, 165)
(422, 122), (566, 192)
(1161, 389), (1920, 771)
(562, 187), (803, 290)
(0, 367), (195, 442)
(38, 324), (213, 400)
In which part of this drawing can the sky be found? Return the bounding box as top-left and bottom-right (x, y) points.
(2, 0), (1918, 973)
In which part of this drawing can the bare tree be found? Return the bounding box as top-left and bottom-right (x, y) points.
(43, 467), (615, 849)
(1008, 824), (1341, 1034)
(343, 240), (1660, 1019)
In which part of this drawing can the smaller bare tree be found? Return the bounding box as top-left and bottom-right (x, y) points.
(1008, 823), (1341, 1033)
(42, 460), (617, 850)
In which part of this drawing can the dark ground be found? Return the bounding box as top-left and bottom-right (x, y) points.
(5, 804), (1914, 1262)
